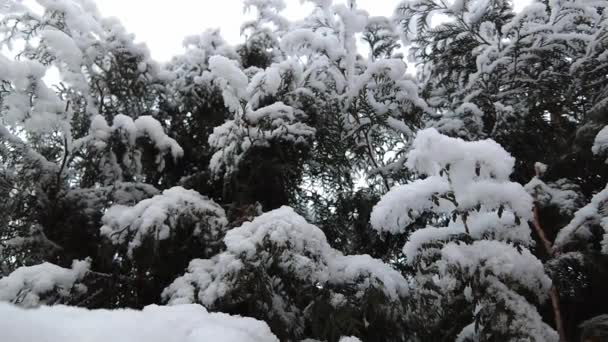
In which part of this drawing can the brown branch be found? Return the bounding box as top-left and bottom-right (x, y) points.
(531, 164), (555, 255)
(532, 204), (554, 255)
(531, 165), (567, 342)
(550, 287), (567, 342)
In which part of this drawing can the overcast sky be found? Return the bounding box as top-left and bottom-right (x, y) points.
(94, 0), (532, 62)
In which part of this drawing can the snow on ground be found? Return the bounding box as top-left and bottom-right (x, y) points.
(0, 302), (279, 342)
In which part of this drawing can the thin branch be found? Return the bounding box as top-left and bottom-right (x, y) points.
(531, 164), (567, 342)
(55, 100), (71, 191)
(532, 203), (554, 255)
(550, 286), (568, 342)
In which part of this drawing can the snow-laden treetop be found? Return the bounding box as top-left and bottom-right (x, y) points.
(371, 128), (532, 235)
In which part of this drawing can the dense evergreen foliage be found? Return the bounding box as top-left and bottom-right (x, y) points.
(1, 0), (608, 341)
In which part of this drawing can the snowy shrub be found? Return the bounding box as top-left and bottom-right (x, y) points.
(163, 207), (409, 341)
(0, 259), (90, 307)
(100, 186), (227, 257)
(95, 186), (228, 306)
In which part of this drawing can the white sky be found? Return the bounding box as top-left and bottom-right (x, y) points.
(94, 0), (532, 62)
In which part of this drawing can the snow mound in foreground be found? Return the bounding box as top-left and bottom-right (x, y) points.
(0, 302), (279, 342)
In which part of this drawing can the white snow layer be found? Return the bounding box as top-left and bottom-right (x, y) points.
(440, 240), (552, 300)
(209, 55), (249, 92)
(0, 302), (279, 342)
(593, 125), (608, 162)
(554, 184), (608, 253)
(90, 114), (184, 159)
(370, 176), (452, 234)
(406, 128), (515, 181)
(402, 208), (536, 264)
(338, 337), (362, 342)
